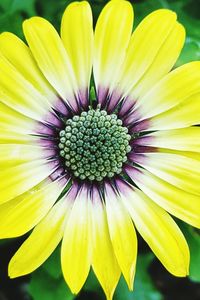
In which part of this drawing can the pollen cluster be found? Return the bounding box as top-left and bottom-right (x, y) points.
(58, 107), (131, 181)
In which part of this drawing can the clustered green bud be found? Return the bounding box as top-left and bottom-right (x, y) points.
(58, 107), (131, 181)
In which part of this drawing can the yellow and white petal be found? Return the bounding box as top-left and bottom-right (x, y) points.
(0, 159), (55, 204)
(105, 183), (137, 290)
(23, 17), (78, 111)
(134, 61), (200, 121)
(0, 32), (57, 102)
(61, 1), (93, 100)
(91, 188), (120, 300)
(140, 127), (200, 152)
(94, 0), (133, 100)
(9, 196), (72, 278)
(118, 183), (189, 277)
(118, 9), (179, 98)
(148, 93), (200, 130)
(0, 54), (51, 120)
(134, 152), (200, 195)
(169, 150), (200, 163)
(0, 102), (36, 134)
(126, 167), (200, 228)
(0, 129), (36, 145)
(130, 22), (185, 99)
(0, 144), (46, 168)
(0, 178), (66, 238)
(61, 185), (91, 294)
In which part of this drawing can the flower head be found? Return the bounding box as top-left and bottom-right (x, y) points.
(0, 0), (200, 299)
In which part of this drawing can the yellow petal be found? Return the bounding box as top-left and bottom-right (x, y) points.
(105, 183), (137, 290)
(0, 32), (56, 102)
(134, 152), (200, 195)
(0, 102), (35, 134)
(134, 61), (200, 121)
(0, 178), (66, 238)
(149, 93), (200, 130)
(140, 127), (200, 152)
(94, 0), (133, 101)
(0, 144), (45, 168)
(118, 182), (189, 277)
(0, 54), (51, 120)
(131, 22), (185, 99)
(169, 150), (200, 163)
(91, 187), (120, 300)
(0, 160), (55, 204)
(119, 9), (178, 97)
(0, 129), (36, 145)
(23, 17), (78, 111)
(126, 167), (200, 228)
(8, 195), (73, 278)
(61, 185), (91, 294)
(61, 1), (93, 104)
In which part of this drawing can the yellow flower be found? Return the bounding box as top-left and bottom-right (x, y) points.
(0, 0), (200, 299)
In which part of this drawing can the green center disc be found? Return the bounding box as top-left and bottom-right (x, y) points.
(58, 107), (131, 181)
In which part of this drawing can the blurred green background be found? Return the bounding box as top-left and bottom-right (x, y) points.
(0, 0), (200, 299)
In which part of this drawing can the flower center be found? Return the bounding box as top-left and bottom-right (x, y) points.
(58, 107), (131, 181)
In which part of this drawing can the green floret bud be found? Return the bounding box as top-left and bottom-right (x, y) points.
(72, 128), (79, 134)
(71, 122), (77, 128)
(65, 161), (70, 167)
(65, 126), (71, 132)
(58, 143), (64, 149)
(64, 147), (70, 153)
(77, 140), (83, 147)
(65, 132), (71, 139)
(80, 116), (86, 122)
(93, 128), (100, 135)
(73, 115), (79, 122)
(60, 150), (65, 157)
(108, 172), (114, 178)
(64, 154), (70, 160)
(81, 111), (87, 117)
(104, 121), (111, 128)
(100, 128), (107, 134)
(70, 135), (77, 142)
(71, 165), (77, 170)
(77, 121), (83, 127)
(101, 171), (107, 177)
(59, 130), (65, 137)
(88, 109), (94, 116)
(96, 176), (103, 182)
(80, 126), (86, 133)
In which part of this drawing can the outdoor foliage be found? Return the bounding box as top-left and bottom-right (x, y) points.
(0, 0), (199, 299)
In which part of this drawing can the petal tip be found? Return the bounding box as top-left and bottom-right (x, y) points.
(127, 268), (135, 291)
(8, 260), (19, 279)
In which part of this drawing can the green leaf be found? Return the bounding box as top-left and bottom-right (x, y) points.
(35, 0), (71, 31)
(10, 0), (36, 15)
(0, 0), (37, 38)
(0, 12), (23, 37)
(83, 270), (105, 300)
(0, 0), (36, 14)
(180, 224), (200, 282)
(28, 246), (75, 300)
(115, 254), (163, 300)
(29, 268), (75, 300)
(0, 0), (13, 12)
(42, 247), (62, 280)
(176, 38), (200, 66)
